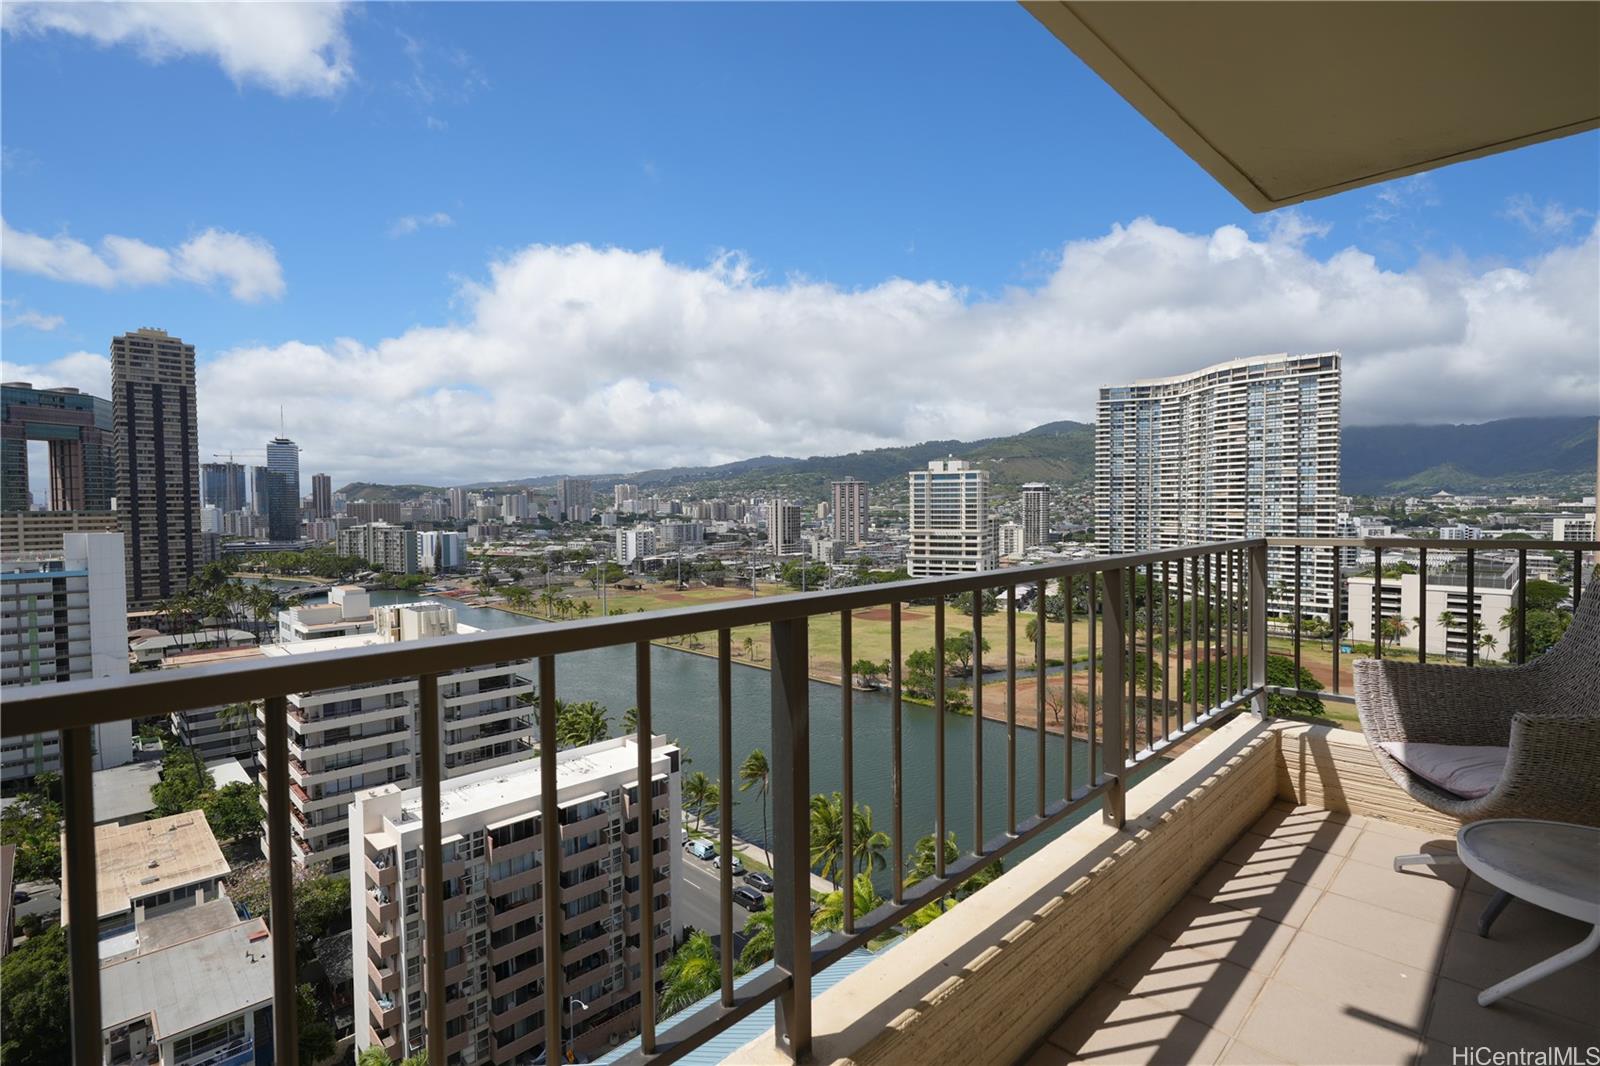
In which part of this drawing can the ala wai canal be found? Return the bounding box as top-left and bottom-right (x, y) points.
(282, 584), (1159, 888)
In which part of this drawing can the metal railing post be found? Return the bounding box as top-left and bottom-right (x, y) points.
(61, 726), (101, 1066)
(539, 657), (564, 1062)
(418, 674), (447, 1066)
(1100, 567), (1126, 828)
(770, 618), (812, 1061)
(1248, 542), (1268, 716)
(262, 695), (297, 1066)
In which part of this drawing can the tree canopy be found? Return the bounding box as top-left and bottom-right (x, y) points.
(0, 924), (69, 1066)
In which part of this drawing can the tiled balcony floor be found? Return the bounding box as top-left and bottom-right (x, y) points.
(1025, 802), (1600, 1065)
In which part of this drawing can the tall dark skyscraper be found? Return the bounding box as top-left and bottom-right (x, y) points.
(265, 436), (301, 541)
(311, 472), (332, 519)
(1, 382), (115, 513)
(111, 328), (199, 608)
(201, 460), (248, 512)
(251, 466), (271, 516)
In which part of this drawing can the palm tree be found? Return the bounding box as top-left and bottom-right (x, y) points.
(905, 832), (1004, 900)
(739, 749), (772, 866)
(621, 707), (640, 735)
(555, 701), (610, 748)
(576, 600), (593, 619)
(683, 771), (718, 831)
(812, 873), (884, 933)
(1478, 631), (1498, 660)
(659, 930), (742, 1017)
(739, 907), (775, 969)
(808, 792), (846, 886)
(849, 802), (891, 876)
(742, 634), (758, 662)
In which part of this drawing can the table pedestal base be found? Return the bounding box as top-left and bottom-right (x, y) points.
(1478, 923), (1600, 1007)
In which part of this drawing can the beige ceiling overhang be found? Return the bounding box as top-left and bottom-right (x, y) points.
(1024, 1), (1600, 212)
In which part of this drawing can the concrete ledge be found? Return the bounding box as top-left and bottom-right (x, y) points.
(728, 715), (1279, 1065)
(1271, 719), (1465, 835)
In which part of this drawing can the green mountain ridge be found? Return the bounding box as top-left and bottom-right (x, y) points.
(337, 415), (1596, 502)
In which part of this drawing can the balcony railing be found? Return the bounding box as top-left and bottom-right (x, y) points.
(7, 535), (1591, 1066)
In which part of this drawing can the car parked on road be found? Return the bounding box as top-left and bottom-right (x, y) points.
(744, 871), (774, 893)
(732, 886), (766, 912)
(715, 853), (745, 876)
(684, 839), (716, 861)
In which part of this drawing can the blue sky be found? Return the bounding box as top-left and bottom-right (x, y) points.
(3, 3), (1597, 485)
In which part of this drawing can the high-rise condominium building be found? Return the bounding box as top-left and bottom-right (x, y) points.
(1021, 483), (1050, 548)
(768, 499), (802, 557)
(558, 478), (593, 523)
(998, 521), (1026, 560)
(250, 466), (270, 516)
(447, 486), (469, 519)
(1, 532), (132, 783)
(615, 526), (656, 567)
(351, 735), (682, 1063)
(2, 382), (115, 513)
(111, 328), (199, 608)
(339, 522), (419, 574)
(831, 479), (870, 546)
(254, 594), (537, 870)
(201, 461), (248, 513)
(312, 473), (333, 519)
(613, 482), (637, 510)
(265, 436), (301, 541)
(1095, 352), (1342, 618)
(907, 458), (993, 576)
(502, 493), (530, 523)
(417, 530), (466, 572)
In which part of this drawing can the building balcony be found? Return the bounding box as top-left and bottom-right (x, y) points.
(14, 532), (1593, 1066)
(366, 853), (398, 890)
(367, 952), (400, 996)
(366, 888), (397, 926)
(369, 989), (400, 1031)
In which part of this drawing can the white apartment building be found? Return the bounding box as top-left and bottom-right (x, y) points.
(339, 521), (419, 574)
(418, 530), (467, 572)
(656, 521), (705, 548)
(1020, 483), (1050, 548)
(997, 521), (1027, 560)
(1, 532), (132, 784)
(1347, 561), (1519, 659)
(613, 483), (637, 509)
(907, 458), (994, 576)
(830, 479), (870, 546)
(1552, 516), (1596, 541)
(256, 599), (536, 871)
(1096, 352), (1342, 619)
(1438, 524), (1485, 540)
(768, 500), (802, 557)
(615, 527), (656, 568)
(350, 736), (682, 1063)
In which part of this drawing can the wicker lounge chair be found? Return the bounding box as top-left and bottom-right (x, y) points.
(1353, 580), (1600, 828)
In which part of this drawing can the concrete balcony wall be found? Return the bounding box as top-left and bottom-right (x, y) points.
(731, 715), (1279, 1065)
(1271, 720), (1465, 836)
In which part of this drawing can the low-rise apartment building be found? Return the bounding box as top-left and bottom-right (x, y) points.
(339, 521), (419, 574)
(351, 735), (681, 1063)
(1346, 560), (1519, 659)
(80, 813), (275, 1066)
(257, 599), (536, 871)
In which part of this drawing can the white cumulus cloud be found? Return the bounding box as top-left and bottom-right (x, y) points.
(6, 218), (1596, 487)
(0, 218), (285, 302)
(1, 1), (353, 97)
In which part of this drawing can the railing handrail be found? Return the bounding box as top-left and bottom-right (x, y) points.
(1, 538), (1266, 736)
(1266, 536), (1597, 551)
